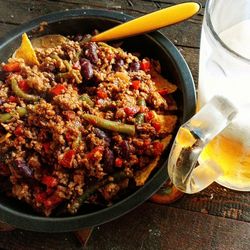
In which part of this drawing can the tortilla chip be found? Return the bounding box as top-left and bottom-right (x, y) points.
(154, 114), (178, 134)
(14, 33), (39, 66)
(150, 67), (177, 94)
(135, 135), (172, 186)
(31, 34), (68, 49)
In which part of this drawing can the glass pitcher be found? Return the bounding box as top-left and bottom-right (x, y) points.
(168, 0), (250, 193)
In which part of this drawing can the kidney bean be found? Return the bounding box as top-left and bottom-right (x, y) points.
(80, 58), (93, 80)
(85, 42), (99, 64)
(120, 140), (130, 159)
(0, 99), (5, 105)
(15, 159), (33, 178)
(113, 58), (124, 71)
(129, 61), (140, 72)
(103, 148), (114, 173)
(74, 34), (83, 42)
(93, 127), (111, 145)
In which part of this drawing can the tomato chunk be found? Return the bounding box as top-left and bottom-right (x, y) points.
(115, 157), (123, 167)
(60, 149), (76, 168)
(50, 84), (66, 96)
(8, 96), (18, 103)
(131, 80), (141, 90)
(140, 59), (151, 72)
(124, 106), (140, 117)
(97, 89), (108, 99)
(3, 62), (21, 72)
(145, 111), (155, 122)
(152, 121), (161, 132)
(86, 146), (104, 161)
(18, 80), (30, 92)
(42, 176), (58, 188)
(14, 126), (24, 136)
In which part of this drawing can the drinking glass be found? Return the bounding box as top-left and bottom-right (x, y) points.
(168, 0), (250, 193)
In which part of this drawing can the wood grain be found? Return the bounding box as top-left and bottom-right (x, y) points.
(1, 203), (249, 250)
(0, 0), (249, 249)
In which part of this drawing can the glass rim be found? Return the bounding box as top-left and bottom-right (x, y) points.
(205, 0), (250, 64)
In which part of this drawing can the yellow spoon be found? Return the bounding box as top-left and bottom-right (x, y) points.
(91, 2), (200, 42)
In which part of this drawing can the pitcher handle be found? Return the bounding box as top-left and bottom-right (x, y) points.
(168, 96), (238, 194)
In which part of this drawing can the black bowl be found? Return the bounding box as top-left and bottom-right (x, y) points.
(0, 9), (196, 232)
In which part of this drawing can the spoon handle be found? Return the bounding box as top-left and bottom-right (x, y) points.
(91, 2), (200, 42)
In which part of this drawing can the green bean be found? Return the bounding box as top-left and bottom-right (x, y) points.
(17, 107), (28, 116)
(0, 107), (27, 123)
(135, 97), (146, 125)
(63, 60), (72, 71)
(137, 97), (146, 107)
(57, 70), (82, 84)
(71, 70), (82, 84)
(11, 79), (39, 102)
(0, 113), (12, 123)
(51, 53), (65, 69)
(82, 114), (135, 136)
(79, 93), (94, 107)
(72, 133), (82, 149)
(57, 72), (71, 79)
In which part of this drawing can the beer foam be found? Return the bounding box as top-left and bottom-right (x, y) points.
(220, 19), (250, 59)
(199, 19), (250, 145)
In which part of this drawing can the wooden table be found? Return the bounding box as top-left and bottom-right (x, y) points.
(0, 0), (249, 249)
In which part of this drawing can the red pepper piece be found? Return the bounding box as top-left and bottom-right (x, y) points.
(145, 111), (155, 122)
(50, 84), (66, 96)
(152, 141), (164, 156)
(152, 121), (161, 132)
(60, 149), (76, 168)
(8, 96), (18, 103)
(65, 131), (73, 142)
(14, 126), (24, 136)
(18, 80), (30, 92)
(140, 59), (151, 72)
(124, 106), (140, 117)
(97, 89), (108, 99)
(86, 146), (104, 161)
(42, 176), (58, 188)
(131, 80), (141, 90)
(3, 62), (21, 72)
(115, 157), (123, 167)
(5, 108), (11, 113)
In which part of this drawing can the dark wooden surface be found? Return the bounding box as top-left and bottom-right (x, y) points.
(0, 0), (249, 249)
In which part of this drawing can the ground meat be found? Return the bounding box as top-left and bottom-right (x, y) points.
(0, 34), (178, 216)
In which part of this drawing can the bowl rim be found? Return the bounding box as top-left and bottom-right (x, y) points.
(0, 8), (196, 232)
